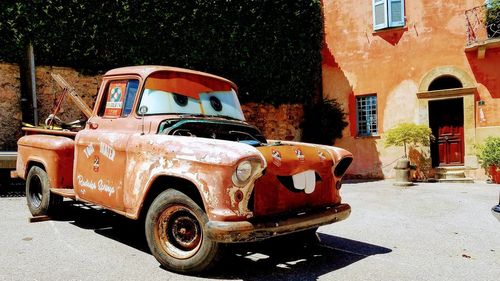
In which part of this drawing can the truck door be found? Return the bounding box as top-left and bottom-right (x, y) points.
(74, 77), (140, 211)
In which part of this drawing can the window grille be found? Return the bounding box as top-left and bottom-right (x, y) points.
(356, 95), (378, 136)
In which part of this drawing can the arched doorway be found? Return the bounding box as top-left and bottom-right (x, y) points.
(417, 66), (477, 169)
(427, 75), (465, 167)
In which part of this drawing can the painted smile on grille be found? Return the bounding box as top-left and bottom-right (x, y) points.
(277, 170), (322, 194)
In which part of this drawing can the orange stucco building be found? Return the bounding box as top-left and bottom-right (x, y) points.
(322, 0), (500, 180)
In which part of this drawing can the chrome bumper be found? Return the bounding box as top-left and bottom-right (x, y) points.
(205, 203), (351, 243)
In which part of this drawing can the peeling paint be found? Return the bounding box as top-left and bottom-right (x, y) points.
(17, 66), (353, 245)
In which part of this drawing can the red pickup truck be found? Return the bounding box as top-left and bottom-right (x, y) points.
(16, 66), (353, 273)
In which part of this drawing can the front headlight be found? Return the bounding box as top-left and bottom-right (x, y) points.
(235, 160), (253, 183)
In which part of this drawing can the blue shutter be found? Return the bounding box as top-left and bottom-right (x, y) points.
(388, 0), (405, 27)
(373, 0), (388, 30)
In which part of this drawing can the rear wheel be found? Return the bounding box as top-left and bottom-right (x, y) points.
(26, 166), (62, 216)
(145, 189), (220, 273)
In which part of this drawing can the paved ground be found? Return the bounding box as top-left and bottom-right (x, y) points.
(0, 179), (499, 281)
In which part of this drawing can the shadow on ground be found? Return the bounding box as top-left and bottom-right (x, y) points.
(0, 179), (25, 197)
(342, 179), (384, 184)
(49, 201), (391, 280)
(208, 234), (392, 280)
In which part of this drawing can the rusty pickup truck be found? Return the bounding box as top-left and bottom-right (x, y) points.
(16, 66), (353, 273)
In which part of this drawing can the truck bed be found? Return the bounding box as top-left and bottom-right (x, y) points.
(22, 127), (78, 138)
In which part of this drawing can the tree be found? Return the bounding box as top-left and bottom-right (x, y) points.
(384, 123), (434, 158)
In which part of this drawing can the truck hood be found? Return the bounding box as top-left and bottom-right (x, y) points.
(126, 134), (266, 167)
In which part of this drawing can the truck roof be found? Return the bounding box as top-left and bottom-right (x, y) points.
(104, 65), (238, 90)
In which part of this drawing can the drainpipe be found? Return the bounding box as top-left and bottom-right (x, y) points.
(27, 43), (38, 126)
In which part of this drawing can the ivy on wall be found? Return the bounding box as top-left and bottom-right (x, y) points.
(0, 0), (323, 105)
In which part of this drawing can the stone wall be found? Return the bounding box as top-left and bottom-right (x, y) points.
(0, 63), (304, 150)
(242, 103), (304, 141)
(0, 63), (22, 151)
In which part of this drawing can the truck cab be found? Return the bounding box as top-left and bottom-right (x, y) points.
(16, 66), (353, 273)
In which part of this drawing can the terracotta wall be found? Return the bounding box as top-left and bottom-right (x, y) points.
(322, 0), (500, 179)
(0, 63), (303, 151)
(467, 47), (500, 128)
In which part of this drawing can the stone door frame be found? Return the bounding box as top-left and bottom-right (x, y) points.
(416, 66), (478, 169)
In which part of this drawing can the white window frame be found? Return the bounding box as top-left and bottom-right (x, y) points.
(373, 0), (405, 31)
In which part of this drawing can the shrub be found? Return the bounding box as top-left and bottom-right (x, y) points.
(0, 0), (323, 105)
(486, 0), (500, 39)
(476, 136), (500, 168)
(301, 98), (348, 145)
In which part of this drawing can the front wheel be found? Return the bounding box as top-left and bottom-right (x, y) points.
(145, 189), (221, 273)
(25, 166), (62, 216)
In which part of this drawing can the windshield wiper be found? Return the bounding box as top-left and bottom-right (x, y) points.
(208, 114), (241, 121)
(229, 130), (261, 142)
(176, 113), (241, 121)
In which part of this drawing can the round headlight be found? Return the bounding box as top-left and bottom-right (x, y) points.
(236, 161), (253, 183)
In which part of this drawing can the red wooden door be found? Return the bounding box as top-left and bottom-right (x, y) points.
(429, 98), (464, 167)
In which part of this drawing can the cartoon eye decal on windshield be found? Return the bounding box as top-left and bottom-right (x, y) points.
(209, 96), (223, 112)
(173, 94), (188, 107)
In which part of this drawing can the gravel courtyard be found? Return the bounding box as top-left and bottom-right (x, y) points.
(0, 180), (498, 281)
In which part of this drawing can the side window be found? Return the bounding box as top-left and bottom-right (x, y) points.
(356, 95), (378, 136)
(123, 80), (139, 116)
(101, 79), (139, 118)
(373, 0), (405, 31)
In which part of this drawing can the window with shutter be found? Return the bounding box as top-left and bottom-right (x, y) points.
(389, 0), (405, 27)
(373, 0), (405, 30)
(373, 0), (388, 30)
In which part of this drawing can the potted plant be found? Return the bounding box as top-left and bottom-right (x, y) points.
(477, 136), (500, 183)
(384, 123), (434, 185)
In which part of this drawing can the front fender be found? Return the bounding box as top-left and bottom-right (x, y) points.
(122, 135), (266, 220)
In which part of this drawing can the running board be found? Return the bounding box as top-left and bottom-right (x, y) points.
(50, 188), (76, 199)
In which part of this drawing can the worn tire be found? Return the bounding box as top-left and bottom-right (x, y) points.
(26, 166), (62, 216)
(145, 189), (221, 273)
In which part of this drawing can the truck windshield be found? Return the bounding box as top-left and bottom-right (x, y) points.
(138, 72), (245, 121)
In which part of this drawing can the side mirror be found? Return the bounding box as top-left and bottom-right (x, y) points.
(139, 106), (148, 115)
(139, 106), (148, 135)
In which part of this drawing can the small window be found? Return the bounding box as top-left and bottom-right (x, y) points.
(356, 95), (378, 136)
(373, 0), (405, 30)
(123, 80), (139, 116)
(101, 79), (139, 118)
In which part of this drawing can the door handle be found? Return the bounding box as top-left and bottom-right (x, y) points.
(444, 136), (449, 141)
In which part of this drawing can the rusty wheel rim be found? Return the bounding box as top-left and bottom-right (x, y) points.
(156, 205), (202, 259)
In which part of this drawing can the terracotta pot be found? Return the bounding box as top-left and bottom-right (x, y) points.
(489, 165), (500, 184)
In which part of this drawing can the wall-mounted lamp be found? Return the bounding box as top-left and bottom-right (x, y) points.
(478, 100), (486, 122)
